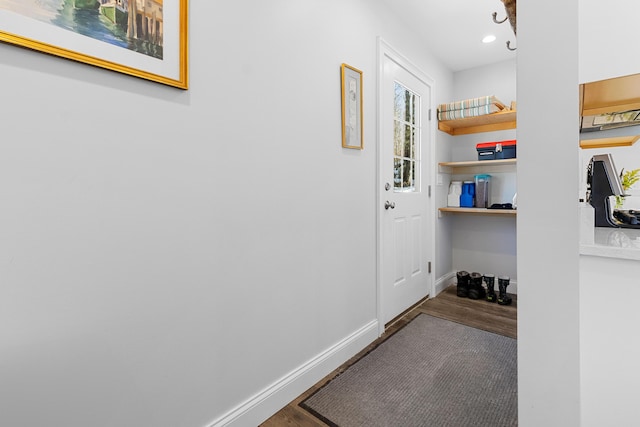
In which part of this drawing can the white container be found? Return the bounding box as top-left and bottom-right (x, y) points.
(448, 181), (462, 207)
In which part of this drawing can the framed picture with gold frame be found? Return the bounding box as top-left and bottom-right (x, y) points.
(0, 0), (188, 89)
(341, 63), (363, 149)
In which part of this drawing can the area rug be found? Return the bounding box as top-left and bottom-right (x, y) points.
(301, 314), (517, 427)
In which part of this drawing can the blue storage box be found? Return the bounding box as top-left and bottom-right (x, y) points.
(476, 140), (517, 160)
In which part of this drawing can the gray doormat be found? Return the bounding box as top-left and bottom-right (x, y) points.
(301, 314), (517, 427)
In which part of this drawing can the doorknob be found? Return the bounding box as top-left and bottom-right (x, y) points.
(385, 201), (396, 210)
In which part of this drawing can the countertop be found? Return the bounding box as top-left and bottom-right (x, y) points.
(580, 227), (640, 260)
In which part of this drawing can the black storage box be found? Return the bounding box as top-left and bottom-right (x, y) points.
(476, 140), (517, 161)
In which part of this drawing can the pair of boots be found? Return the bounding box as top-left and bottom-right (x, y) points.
(457, 271), (512, 305)
(456, 271), (485, 300)
(484, 275), (512, 305)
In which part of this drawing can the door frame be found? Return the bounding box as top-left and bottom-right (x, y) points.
(376, 37), (437, 335)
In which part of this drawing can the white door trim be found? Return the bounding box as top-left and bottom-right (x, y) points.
(376, 37), (437, 335)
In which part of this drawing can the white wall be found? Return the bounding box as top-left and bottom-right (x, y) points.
(579, 0), (640, 84)
(518, 0), (581, 425)
(0, 1), (453, 426)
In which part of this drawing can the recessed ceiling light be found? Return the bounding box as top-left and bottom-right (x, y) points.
(482, 35), (497, 44)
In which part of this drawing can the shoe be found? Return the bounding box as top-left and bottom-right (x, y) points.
(484, 274), (497, 303)
(467, 272), (486, 300)
(456, 271), (470, 298)
(498, 276), (513, 305)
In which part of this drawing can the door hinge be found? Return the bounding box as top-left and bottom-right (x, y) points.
(428, 185), (431, 197)
(428, 261), (432, 273)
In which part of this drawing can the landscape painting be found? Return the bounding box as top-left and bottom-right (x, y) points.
(0, 0), (187, 88)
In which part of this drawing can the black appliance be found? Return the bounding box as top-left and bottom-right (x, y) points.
(587, 153), (640, 229)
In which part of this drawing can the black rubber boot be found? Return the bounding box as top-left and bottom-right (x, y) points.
(456, 271), (470, 298)
(484, 274), (497, 303)
(498, 276), (513, 306)
(467, 272), (486, 300)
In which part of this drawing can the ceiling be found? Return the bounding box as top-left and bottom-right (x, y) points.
(378, 0), (517, 72)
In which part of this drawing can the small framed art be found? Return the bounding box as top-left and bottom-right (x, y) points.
(341, 63), (363, 149)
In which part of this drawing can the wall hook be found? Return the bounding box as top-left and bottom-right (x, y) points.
(506, 41), (517, 51)
(492, 11), (508, 25)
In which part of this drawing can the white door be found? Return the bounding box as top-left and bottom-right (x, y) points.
(380, 45), (433, 325)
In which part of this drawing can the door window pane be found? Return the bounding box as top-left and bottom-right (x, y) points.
(394, 158), (402, 187)
(403, 159), (415, 188)
(394, 121), (403, 157)
(393, 81), (420, 192)
(394, 85), (416, 125)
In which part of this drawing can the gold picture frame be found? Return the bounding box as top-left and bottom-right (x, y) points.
(341, 63), (363, 149)
(0, 0), (189, 89)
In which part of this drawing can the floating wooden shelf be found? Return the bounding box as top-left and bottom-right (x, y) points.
(581, 73), (640, 116)
(580, 135), (640, 149)
(439, 207), (517, 216)
(579, 74), (640, 149)
(438, 158), (516, 174)
(438, 110), (517, 136)
(439, 159), (516, 168)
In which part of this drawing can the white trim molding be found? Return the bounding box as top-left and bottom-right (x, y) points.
(208, 319), (379, 427)
(435, 271), (456, 296)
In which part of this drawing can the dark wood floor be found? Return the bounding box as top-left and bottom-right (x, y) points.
(261, 284), (517, 427)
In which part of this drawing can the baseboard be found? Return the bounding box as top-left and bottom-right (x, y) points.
(438, 271), (518, 295)
(434, 271), (456, 296)
(207, 319), (379, 427)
